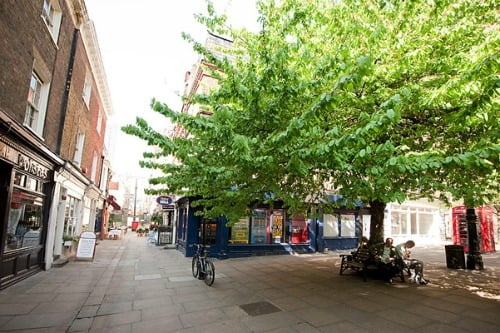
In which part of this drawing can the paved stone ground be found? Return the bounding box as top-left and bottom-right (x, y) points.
(0, 233), (498, 333)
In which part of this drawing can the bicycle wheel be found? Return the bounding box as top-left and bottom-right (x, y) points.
(192, 256), (200, 278)
(204, 260), (215, 286)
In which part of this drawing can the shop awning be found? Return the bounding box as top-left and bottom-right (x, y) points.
(107, 195), (121, 211)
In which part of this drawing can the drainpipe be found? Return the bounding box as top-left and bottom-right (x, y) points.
(55, 29), (79, 154)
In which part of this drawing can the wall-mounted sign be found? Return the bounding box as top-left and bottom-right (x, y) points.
(156, 195), (173, 205)
(18, 154), (49, 179)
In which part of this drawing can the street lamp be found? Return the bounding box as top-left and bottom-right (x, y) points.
(466, 207), (484, 270)
(133, 178), (138, 223)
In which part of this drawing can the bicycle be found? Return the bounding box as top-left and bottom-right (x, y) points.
(191, 244), (215, 286)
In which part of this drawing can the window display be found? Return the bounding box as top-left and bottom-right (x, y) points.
(291, 215), (307, 243)
(231, 217), (249, 243)
(251, 209), (267, 244)
(5, 186), (44, 251)
(271, 210), (283, 243)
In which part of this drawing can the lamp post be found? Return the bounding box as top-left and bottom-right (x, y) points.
(133, 178), (137, 224)
(466, 207), (484, 270)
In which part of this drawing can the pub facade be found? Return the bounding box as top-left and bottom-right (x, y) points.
(175, 196), (366, 258)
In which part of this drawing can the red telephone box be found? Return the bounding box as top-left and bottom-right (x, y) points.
(131, 221), (139, 231)
(477, 206), (496, 253)
(452, 206), (496, 253)
(452, 206), (468, 251)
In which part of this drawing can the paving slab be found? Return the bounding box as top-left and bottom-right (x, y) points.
(0, 233), (498, 333)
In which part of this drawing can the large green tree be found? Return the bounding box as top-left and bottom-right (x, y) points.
(123, 0), (499, 244)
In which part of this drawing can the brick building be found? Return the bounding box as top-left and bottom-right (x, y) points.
(0, 0), (114, 289)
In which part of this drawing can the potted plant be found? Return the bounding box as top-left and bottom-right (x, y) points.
(63, 233), (75, 247)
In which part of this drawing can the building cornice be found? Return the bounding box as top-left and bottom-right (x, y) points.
(66, 0), (114, 118)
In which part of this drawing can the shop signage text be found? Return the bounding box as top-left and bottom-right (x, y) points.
(156, 195), (173, 205)
(18, 154), (49, 179)
(0, 140), (49, 179)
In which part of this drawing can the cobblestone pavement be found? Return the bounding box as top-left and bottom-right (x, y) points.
(0, 234), (498, 333)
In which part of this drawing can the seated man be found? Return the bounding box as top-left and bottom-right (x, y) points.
(395, 240), (428, 285)
(374, 237), (399, 283)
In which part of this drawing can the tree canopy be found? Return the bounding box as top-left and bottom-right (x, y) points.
(122, 0), (499, 243)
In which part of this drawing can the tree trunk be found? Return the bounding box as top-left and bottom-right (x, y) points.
(369, 199), (386, 246)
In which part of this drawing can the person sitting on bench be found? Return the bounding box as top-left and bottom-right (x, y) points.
(374, 237), (399, 283)
(395, 240), (428, 285)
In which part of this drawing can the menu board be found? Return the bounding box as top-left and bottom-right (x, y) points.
(76, 231), (96, 261)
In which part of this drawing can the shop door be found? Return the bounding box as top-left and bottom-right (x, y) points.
(200, 218), (219, 256)
(291, 215), (308, 243)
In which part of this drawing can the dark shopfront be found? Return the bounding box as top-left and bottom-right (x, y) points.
(0, 134), (58, 289)
(175, 196), (366, 258)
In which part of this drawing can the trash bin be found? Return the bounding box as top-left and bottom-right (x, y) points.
(445, 245), (466, 269)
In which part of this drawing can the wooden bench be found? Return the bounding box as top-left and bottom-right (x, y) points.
(339, 247), (378, 281)
(393, 258), (412, 282)
(340, 247), (413, 282)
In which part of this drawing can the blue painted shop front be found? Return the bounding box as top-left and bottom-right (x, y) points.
(174, 196), (369, 258)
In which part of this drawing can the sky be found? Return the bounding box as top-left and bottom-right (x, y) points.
(85, 0), (258, 184)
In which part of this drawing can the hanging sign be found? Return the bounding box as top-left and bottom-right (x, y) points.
(156, 195), (173, 206)
(76, 231), (97, 261)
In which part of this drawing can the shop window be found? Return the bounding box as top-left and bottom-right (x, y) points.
(200, 218), (217, 245)
(64, 196), (80, 237)
(323, 214), (339, 237)
(391, 211), (404, 235)
(411, 212), (417, 234)
(179, 207), (187, 241)
(323, 213), (356, 237)
(250, 209), (268, 244)
(5, 173), (46, 251)
(418, 213), (433, 235)
(340, 214), (356, 237)
(271, 210), (284, 243)
(388, 203), (439, 238)
(231, 217), (249, 243)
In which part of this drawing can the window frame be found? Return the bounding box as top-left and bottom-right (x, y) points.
(24, 70), (49, 137)
(41, 0), (62, 43)
(96, 109), (102, 134)
(73, 131), (85, 166)
(82, 73), (92, 108)
(90, 151), (98, 183)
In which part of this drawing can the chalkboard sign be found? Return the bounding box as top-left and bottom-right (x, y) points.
(76, 231), (96, 261)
